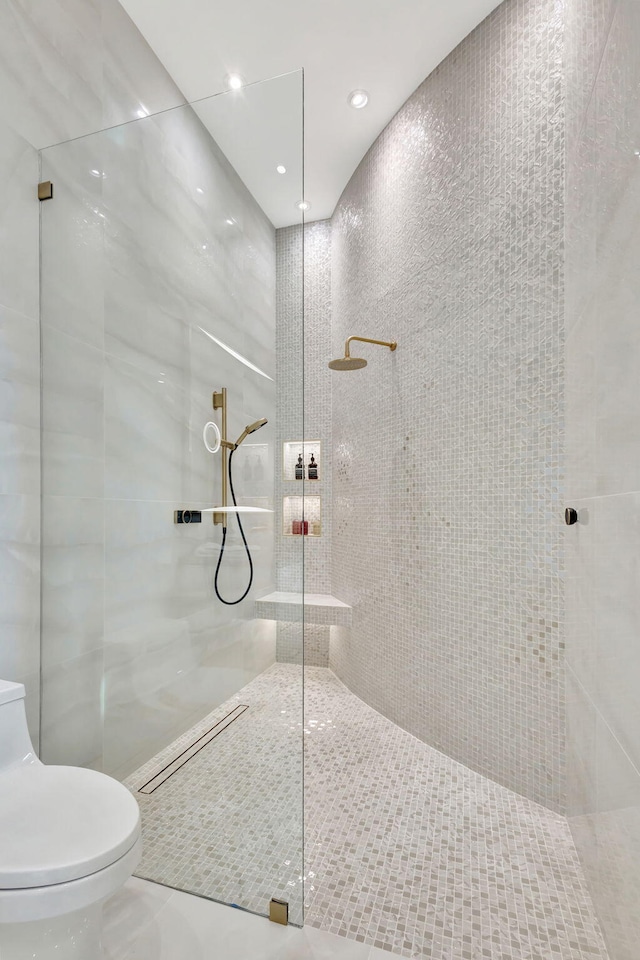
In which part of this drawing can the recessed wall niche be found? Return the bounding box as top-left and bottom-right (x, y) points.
(282, 440), (321, 482)
(282, 495), (322, 537)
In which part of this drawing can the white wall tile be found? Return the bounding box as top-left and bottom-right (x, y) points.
(0, 306), (40, 496)
(591, 492), (640, 773)
(565, 0), (640, 954)
(0, 493), (40, 681)
(41, 327), (104, 499)
(40, 646), (104, 768)
(0, 128), (39, 319)
(41, 495), (105, 668)
(40, 136), (105, 349)
(0, 0), (199, 770)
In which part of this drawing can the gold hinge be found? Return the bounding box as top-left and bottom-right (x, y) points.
(38, 181), (53, 201)
(269, 898), (289, 925)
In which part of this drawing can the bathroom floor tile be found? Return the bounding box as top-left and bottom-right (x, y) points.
(104, 877), (174, 959)
(105, 880), (386, 960)
(125, 665), (609, 959)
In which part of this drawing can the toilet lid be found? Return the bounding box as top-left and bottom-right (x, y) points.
(0, 764), (141, 888)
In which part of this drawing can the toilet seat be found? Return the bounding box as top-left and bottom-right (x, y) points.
(0, 765), (140, 889)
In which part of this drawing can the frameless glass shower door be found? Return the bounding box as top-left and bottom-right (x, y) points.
(39, 71), (305, 923)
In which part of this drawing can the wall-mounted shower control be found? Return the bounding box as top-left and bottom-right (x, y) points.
(564, 507), (578, 526)
(174, 510), (202, 524)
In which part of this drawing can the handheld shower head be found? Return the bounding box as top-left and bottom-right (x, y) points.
(246, 418), (268, 435)
(233, 417), (268, 448)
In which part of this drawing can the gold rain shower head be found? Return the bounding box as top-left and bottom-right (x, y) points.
(328, 336), (397, 370)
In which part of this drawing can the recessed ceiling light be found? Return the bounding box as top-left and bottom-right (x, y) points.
(136, 104), (150, 118)
(225, 217), (236, 225)
(196, 187), (204, 195)
(225, 73), (245, 91)
(276, 165), (287, 175)
(347, 89), (369, 109)
(296, 200), (311, 213)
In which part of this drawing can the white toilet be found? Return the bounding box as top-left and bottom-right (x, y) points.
(0, 679), (142, 959)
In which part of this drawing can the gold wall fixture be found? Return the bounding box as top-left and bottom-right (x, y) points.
(328, 335), (397, 370)
(212, 388), (230, 525)
(211, 388), (269, 524)
(38, 181), (54, 201)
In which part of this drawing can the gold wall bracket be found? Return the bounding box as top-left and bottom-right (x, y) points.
(269, 898), (289, 925)
(38, 181), (53, 201)
(212, 389), (227, 525)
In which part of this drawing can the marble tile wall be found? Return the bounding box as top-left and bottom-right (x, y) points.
(565, 0), (640, 955)
(0, 0), (283, 774)
(39, 97), (279, 777)
(275, 222), (332, 666)
(328, 0), (565, 810)
(0, 0), (185, 748)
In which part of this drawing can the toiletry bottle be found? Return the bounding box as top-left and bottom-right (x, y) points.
(308, 454), (318, 480)
(292, 520), (302, 535)
(295, 454), (304, 480)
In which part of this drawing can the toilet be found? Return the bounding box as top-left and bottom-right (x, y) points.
(0, 679), (142, 959)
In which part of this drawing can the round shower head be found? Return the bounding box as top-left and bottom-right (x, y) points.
(328, 336), (397, 371)
(233, 417), (268, 448)
(328, 356), (368, 370)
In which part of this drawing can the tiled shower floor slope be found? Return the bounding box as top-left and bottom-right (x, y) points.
(126, 665), (608, 960)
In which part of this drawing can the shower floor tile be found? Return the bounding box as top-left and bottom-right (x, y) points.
(126, 664), (609, 959)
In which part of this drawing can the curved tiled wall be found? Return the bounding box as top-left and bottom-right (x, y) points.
(328, 0), (565, 811)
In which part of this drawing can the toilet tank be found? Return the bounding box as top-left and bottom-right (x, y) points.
(0, 680), (38, 771)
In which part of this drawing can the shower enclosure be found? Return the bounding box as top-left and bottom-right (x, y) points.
(38, 71), (306, 923)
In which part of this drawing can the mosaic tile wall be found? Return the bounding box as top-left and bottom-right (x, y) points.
(328, 0), (566, 810)
(564, 0), (640, 955)
(275, 222), (332, 666)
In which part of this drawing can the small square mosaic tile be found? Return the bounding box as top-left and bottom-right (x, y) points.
(326, 0), (565, 813)
(126, 663), (608, 959)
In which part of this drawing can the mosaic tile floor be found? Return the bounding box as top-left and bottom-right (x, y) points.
(126, 664), (609, 959)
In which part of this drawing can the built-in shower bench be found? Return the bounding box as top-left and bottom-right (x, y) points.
(254, 591), (352, 626)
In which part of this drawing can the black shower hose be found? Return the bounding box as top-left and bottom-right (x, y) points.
(214, 447), (254, 605)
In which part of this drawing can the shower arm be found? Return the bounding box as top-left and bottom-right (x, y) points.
(344, 335), (397, 357)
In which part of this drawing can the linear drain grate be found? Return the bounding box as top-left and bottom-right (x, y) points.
(138, 704), (249, 795)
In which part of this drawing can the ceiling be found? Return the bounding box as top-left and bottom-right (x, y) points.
(119, 0), (502, 227)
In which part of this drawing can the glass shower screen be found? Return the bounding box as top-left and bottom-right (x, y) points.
(39, 71), (305, 923)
